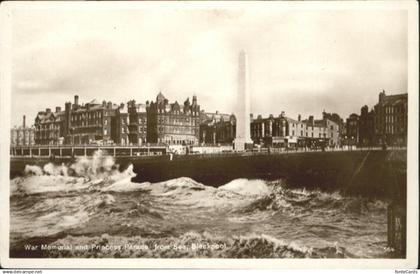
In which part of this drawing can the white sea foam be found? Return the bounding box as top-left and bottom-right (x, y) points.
(218, 178), (271, 196)
(24, 165), (43, 176)
(14, 150), (136, 195)
(43, 162), (69, 176)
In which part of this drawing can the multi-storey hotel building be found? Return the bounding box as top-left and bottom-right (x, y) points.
(373, 90), (407, 146)
(146, 92), (201, 145)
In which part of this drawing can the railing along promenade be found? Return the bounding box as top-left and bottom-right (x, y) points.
(10, 144), (167, 158)
(10, 143), (406, 159)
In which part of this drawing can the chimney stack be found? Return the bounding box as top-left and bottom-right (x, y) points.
(23, 115), (26, 128)
(46, 108), (51, 113)
(74, 95), (79, 106)
(379, 90), (386, 103)
(56, 106), (61, 113)
(309, 115), (314, 125)
(298, 114), (301, 121)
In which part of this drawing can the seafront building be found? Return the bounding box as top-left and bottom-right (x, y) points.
(146, 92), (201, 145)
(345, 113), (359, 146)
(250, 112), (340, 148)
(343, 90), (407, 147)
(16, 90), (408, 149)
(127, 100), (148, 145)
(199, 111), (236, 145)
(10, 115), (35, 146)
(358, 105), (375, 146)
(373, 90), (408, 146)
(34, 95), (128, 145)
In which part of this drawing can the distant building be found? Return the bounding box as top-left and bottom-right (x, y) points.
(116, 103), (129, 145)
(359, 105), (375, 146)
(62, 96), (122, 145)
(304, 115), (340, 148)
(146, 92), (201, 145)
(322, 111), (346, 143)
(127, 100), (147, 145)
(34, 107), (65, 145)
(199, 111), (236, 145)
(373, 90), (408, 146)
(34, 95), (129, 145)
(251, 112), (340, 148)
(11, 115), (35, 146)
(345, 113), (359, 146)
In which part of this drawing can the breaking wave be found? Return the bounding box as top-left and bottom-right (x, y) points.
(12, 150), (139, 196)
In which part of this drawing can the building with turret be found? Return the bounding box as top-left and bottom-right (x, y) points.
(146, 92), (201, 145)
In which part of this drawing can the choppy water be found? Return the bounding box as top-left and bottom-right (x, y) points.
(10, 151), (392, 258)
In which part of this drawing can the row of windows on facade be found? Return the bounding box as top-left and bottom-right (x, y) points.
(12, 132), (34, 137)
(70, 121), (104, 127)
(71, 112), (104, 121)
(157, 117), (198, 125)
(37, 133), (59, 139)
(381, 116), (407, 124)
(252, 129), (333, 139)
(384, 125), (405, 134)
(158, 127), (197, 134)
(37, 124), (60, 130)
(382, 106), (406, 114)
(252, 122), (336, 131)
(161, 137), (197, 145)
(157, 109), (199, 116)
(252, 124), (336, 134)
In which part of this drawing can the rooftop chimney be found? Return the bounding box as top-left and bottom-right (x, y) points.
(23, 115), (26, 128)
(309, 115), (314, 125)
(46, 108), (51, 113)
(379, 90), (386, 103)
(298, 114), (301, 121)
(74, 95), (79, 106)
(56, 106), (61, 113)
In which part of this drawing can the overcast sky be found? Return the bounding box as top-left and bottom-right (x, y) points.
(10, 5), (407, 126)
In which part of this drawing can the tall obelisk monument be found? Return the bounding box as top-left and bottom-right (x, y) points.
(234, 50), (253, 151)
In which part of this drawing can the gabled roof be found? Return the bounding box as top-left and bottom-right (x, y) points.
(156, 92), (166, 103)
(88, 99), (101, 105)
(379, 93), (408, 107)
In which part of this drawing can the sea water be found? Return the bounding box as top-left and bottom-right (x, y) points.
(10, 151), (391, 258)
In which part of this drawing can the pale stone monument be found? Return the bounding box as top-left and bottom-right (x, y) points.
(234, 50), (253, 151)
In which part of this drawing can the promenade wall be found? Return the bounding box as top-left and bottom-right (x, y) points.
(10, 150), (406, 199)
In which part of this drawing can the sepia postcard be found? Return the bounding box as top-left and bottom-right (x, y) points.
(0, 0), (418, 269)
